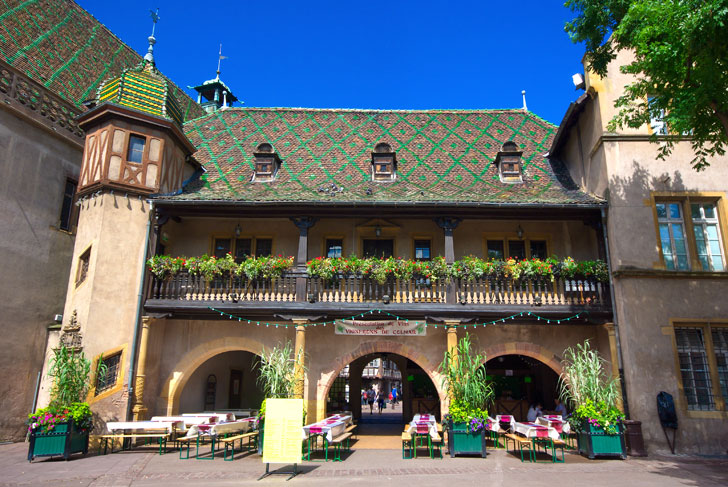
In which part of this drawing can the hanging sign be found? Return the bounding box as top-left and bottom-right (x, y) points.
(336, 320), (426, 336)
(262, 398), (304, 465)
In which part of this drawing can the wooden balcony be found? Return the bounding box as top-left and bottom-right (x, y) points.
(145, 270), (612, 320)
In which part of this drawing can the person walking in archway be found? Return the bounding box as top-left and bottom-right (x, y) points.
(366, 387), (376, 414)
(377, 389), (386, 414)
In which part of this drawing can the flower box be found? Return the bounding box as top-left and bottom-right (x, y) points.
(27, 420), (89, 462)
(447, 421), (487, 458)
(577, 421), (626, 459)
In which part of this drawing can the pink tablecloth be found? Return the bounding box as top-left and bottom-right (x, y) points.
(536, 416), (570, 434)
(301, 415), (351, 442)
(406, 420), (438, 439)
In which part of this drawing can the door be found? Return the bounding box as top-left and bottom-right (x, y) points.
(229, 369), (242, 409)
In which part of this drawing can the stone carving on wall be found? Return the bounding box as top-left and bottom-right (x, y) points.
(58, 310), (83, 351)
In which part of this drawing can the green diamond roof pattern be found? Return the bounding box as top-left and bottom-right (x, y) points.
(0, 0), (204, 121)
(175, 107), (599, 205)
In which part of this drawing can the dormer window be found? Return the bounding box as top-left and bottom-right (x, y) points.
(253, 143), (281, 181)
(494, 141), (523, 183)
(371, 142), (396, 182)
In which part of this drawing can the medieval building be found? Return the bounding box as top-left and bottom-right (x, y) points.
(0, 0), (725, 454)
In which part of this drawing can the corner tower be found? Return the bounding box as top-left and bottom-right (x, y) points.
(40, 29), (199, 423)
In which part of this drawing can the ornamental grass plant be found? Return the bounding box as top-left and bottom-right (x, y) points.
(28, 344), (96, 434)
(558, 340), (624, 434)
(254, 341), (307, 425)
(439, 333), (494, 433)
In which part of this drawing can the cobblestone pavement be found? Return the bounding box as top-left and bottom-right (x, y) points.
(2, 442), (726, 487)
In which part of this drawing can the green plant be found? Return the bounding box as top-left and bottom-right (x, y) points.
(146, 255), (185, 280)
(439, 333), (494, 430)
(254, 341), (305, 399)
(48, 344), (91, 407)
(571, 399), (624, 434)
(27, 402), (93, 434)
(559, 340), (622, 432)
(239, 255), (294, 280)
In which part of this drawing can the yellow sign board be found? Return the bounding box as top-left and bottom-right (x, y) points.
(262, 398), (303, 464)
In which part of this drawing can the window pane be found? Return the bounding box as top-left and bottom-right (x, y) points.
(656, 203), (667, 218)
(96, 353), (122, 395)
(487, 240), (504, 260)
(674, 328), (715, 410)
(690, 203), (700, 219)
(326, 239), (343, 258)
(704, 204), (716, 219)
(128, 135), (145, 163)
(712, 329), (728, 403)
(213, 238), (231, 259)
(235, 238), (252, 262)
(59, 179), (76, 231)
(508, 240), (526, 260)
(255, 238), (272, 257)
(414, 240), (431, 261)
(668, 203), (681, 219)
(529, 240), (547, 259)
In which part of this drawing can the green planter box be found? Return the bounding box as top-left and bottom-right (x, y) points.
(577, 421), (626, 459)
(28, 421), (89, 462)
(447, 421), (487, 458)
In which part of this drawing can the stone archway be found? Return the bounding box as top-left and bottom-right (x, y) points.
(481, 341), (564, 376)
(316, 340), (446, 422)
(159, 336), (265, 415)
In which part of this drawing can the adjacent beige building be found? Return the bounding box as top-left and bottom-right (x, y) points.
(551, 49), (728, 454)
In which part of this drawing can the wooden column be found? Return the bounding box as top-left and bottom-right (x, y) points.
(132, 316), (153, 421)
(293, 321), (307, 399)
(290, 217), (318, 301)
(604, 323), (624, 412)
(435, 218), (461, 304)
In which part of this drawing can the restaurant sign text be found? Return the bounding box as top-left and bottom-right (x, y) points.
(336, 320), (426, 336)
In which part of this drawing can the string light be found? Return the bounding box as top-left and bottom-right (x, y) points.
(206, 307), (586, 329)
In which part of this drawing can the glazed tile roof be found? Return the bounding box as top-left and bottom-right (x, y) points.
(173, 107), (601, 205)
(0, 0), (204, 121)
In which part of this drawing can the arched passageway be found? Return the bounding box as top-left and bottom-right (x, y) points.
(485, 354), (561, 421)
(178, 350), (264, 413)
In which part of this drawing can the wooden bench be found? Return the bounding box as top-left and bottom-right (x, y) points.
(531, 437), (567, 463)
(430, 433), (444, 459)
(330, 432), (352, 462)
(401, 432), (413, 459)
(344, 423), (358, 439)
(220, 431), (259, 461)
(504, 433), (534, 462)
(99, 433), (170, 455)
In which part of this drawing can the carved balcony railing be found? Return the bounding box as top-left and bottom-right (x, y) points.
(147, 270), (610, 309)
(454, 276), (609, 307)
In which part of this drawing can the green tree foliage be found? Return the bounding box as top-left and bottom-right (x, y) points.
(565, 0), (728, 170)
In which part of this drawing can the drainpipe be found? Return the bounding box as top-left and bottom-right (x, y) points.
(125, 200), (154, 421)
(601, 207), (630, 417)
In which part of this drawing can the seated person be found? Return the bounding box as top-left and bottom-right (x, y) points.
(554, 398), (568, 418)
(526, 402), (543, 422)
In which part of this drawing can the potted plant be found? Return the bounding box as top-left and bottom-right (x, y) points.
(559, 340), (626, 459)
(254, 341), (307, 455)
(439, 333), (493, 458)
(27, 345), (96, 462)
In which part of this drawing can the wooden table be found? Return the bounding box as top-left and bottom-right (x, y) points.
(301, 415), (351, 461)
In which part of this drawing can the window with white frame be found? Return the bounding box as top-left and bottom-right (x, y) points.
(691, 202), (724, 271)
(656, 202), (689, 270)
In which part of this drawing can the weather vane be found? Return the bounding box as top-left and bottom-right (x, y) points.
(217, 44), (227, 77)
(149, 8), (160, 37)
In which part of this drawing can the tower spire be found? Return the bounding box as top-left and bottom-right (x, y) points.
(144, 8), (160, 65)
(216, 44), (227, 79)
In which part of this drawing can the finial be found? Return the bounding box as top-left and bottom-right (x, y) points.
(521, 90), (527, 111)
(216, 44), (227, 79)
(144, 8), (160, 65)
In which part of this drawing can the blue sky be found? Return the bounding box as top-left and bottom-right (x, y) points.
(76, 1), (587, 125)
